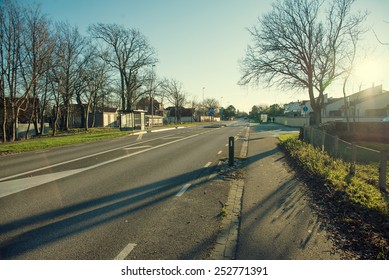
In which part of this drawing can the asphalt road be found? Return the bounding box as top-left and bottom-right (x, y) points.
(0, 121), (248, 260)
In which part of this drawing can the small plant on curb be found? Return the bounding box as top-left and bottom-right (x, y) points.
(218, 201), (227, 218)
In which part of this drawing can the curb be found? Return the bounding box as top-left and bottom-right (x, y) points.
(210, 126), (250, 260)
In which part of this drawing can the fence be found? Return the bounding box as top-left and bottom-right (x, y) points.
(300, 126), (388, 193)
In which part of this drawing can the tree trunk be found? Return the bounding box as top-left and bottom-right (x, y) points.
(38, 82), (49, 135)
(52, 105), (60, 136)
(343, 82), (351, 132)
(84, 109), (89, 131)
(313, 109), (321, 126)
(63, 99), (70, 131)
(1, 93), (6, 143)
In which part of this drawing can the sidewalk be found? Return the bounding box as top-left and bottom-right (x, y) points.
(235, 124), (341, 259)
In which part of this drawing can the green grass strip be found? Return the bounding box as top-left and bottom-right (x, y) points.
(278, 135), (388, 216)
(0, 129), (130, 154)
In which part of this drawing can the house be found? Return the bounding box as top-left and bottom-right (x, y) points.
(136, 97), (164, 117)
(165, 106), (195, 123)
(89, 107), (118, 128)
(284, 101), (304, 116)
(278, 85), (389, 126)
(67, 104), (119, 128)
(322, 85), (389, 119)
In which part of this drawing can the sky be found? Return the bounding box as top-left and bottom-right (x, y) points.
(27, 0), (389, 113)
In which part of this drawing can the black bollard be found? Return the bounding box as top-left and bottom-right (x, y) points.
(229, 136), (234, 166)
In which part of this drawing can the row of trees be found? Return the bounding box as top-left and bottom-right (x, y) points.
(0, 1), (116, 141)
(239, 0), (368, 126)
(249, 104), (284, 121)
(0, 1), (203, 143)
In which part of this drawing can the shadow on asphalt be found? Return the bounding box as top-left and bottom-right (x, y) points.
(0, 163), (224, 259)
(0, 123), (300, 260)
(235, 124), (332, 259)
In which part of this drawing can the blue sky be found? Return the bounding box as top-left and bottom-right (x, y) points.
(30, 0), (389, 112)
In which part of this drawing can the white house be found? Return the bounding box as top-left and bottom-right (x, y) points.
(278, 85), (389, 126)
(322, 85), (389, 119)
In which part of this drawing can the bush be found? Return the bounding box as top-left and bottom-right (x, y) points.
(279, 136), (388, 215)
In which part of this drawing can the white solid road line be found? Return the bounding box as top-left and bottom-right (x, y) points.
(0, 168), (88, 198)
(114, 243), (137, 260)
(0, 133), (199, 182)
(176, 183), (192, 197)
(162, 136), (183, 140)
(0, 134), (200, 198)
(123, 145), (152, 150)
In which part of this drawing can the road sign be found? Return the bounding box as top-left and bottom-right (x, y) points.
(303, 106), (309, 113)
(210, 107), (215, 117)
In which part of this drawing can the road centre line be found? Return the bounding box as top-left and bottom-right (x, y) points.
(2, 138), (197, 198)
(176, 184), (192, 197)
(161, 136), (183, 140)
(123, 145), (152, 150)
(0, 134), (200, 198)
(0, 133), (196, 182)
(114, 243), (137, 260)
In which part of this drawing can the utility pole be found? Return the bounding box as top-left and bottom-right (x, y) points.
(150, 64), (156, 128)
(202, 87), (205, 122)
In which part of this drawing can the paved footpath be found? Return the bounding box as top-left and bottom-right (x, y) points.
(235, 123), (341, 259)
(211, 123), (342, 260)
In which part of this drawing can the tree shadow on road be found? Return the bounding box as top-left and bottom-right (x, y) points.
(0, 164), (226, 260)
(230, 134), (338, 259)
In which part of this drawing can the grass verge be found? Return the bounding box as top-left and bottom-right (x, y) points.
(278, 133), (389, 259)
(0, 128), (130, 155)
(279, 133), (387, 214)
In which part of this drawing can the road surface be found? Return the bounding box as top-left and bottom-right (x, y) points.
(0, 121), (248, 259)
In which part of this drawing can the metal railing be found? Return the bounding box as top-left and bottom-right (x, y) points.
(301, 126), (388, 193)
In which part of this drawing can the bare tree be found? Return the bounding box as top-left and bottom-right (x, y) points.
(239, 0), (367, 125)
(53, 22), (89, 131)
(203, 98), (219, 111)
(0, 4), (6, 142)
(161, 78), (186, 124)
(21, 3), (54, 137)
(76, 49), (111, 131)
(0, 0), (26, 141)
(88, 23), (157, 112)
(188, 97), (199, 122)
(373, 20), (389, 46)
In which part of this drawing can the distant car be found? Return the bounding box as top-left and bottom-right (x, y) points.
(382, 117), (389, 122)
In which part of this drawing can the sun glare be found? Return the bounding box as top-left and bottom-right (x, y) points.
(354, 59), (383, 85)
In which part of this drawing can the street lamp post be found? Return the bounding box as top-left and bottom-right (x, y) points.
(202, 87), (205, 122)
(220, 96), (223, 120)
(150, 64), (156, 128)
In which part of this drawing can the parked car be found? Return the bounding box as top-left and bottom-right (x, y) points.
(382, 117), (389, 122)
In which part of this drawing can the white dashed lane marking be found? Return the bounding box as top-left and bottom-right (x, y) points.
(114, 243), (137, 260)
(176, 184), (192, 197)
